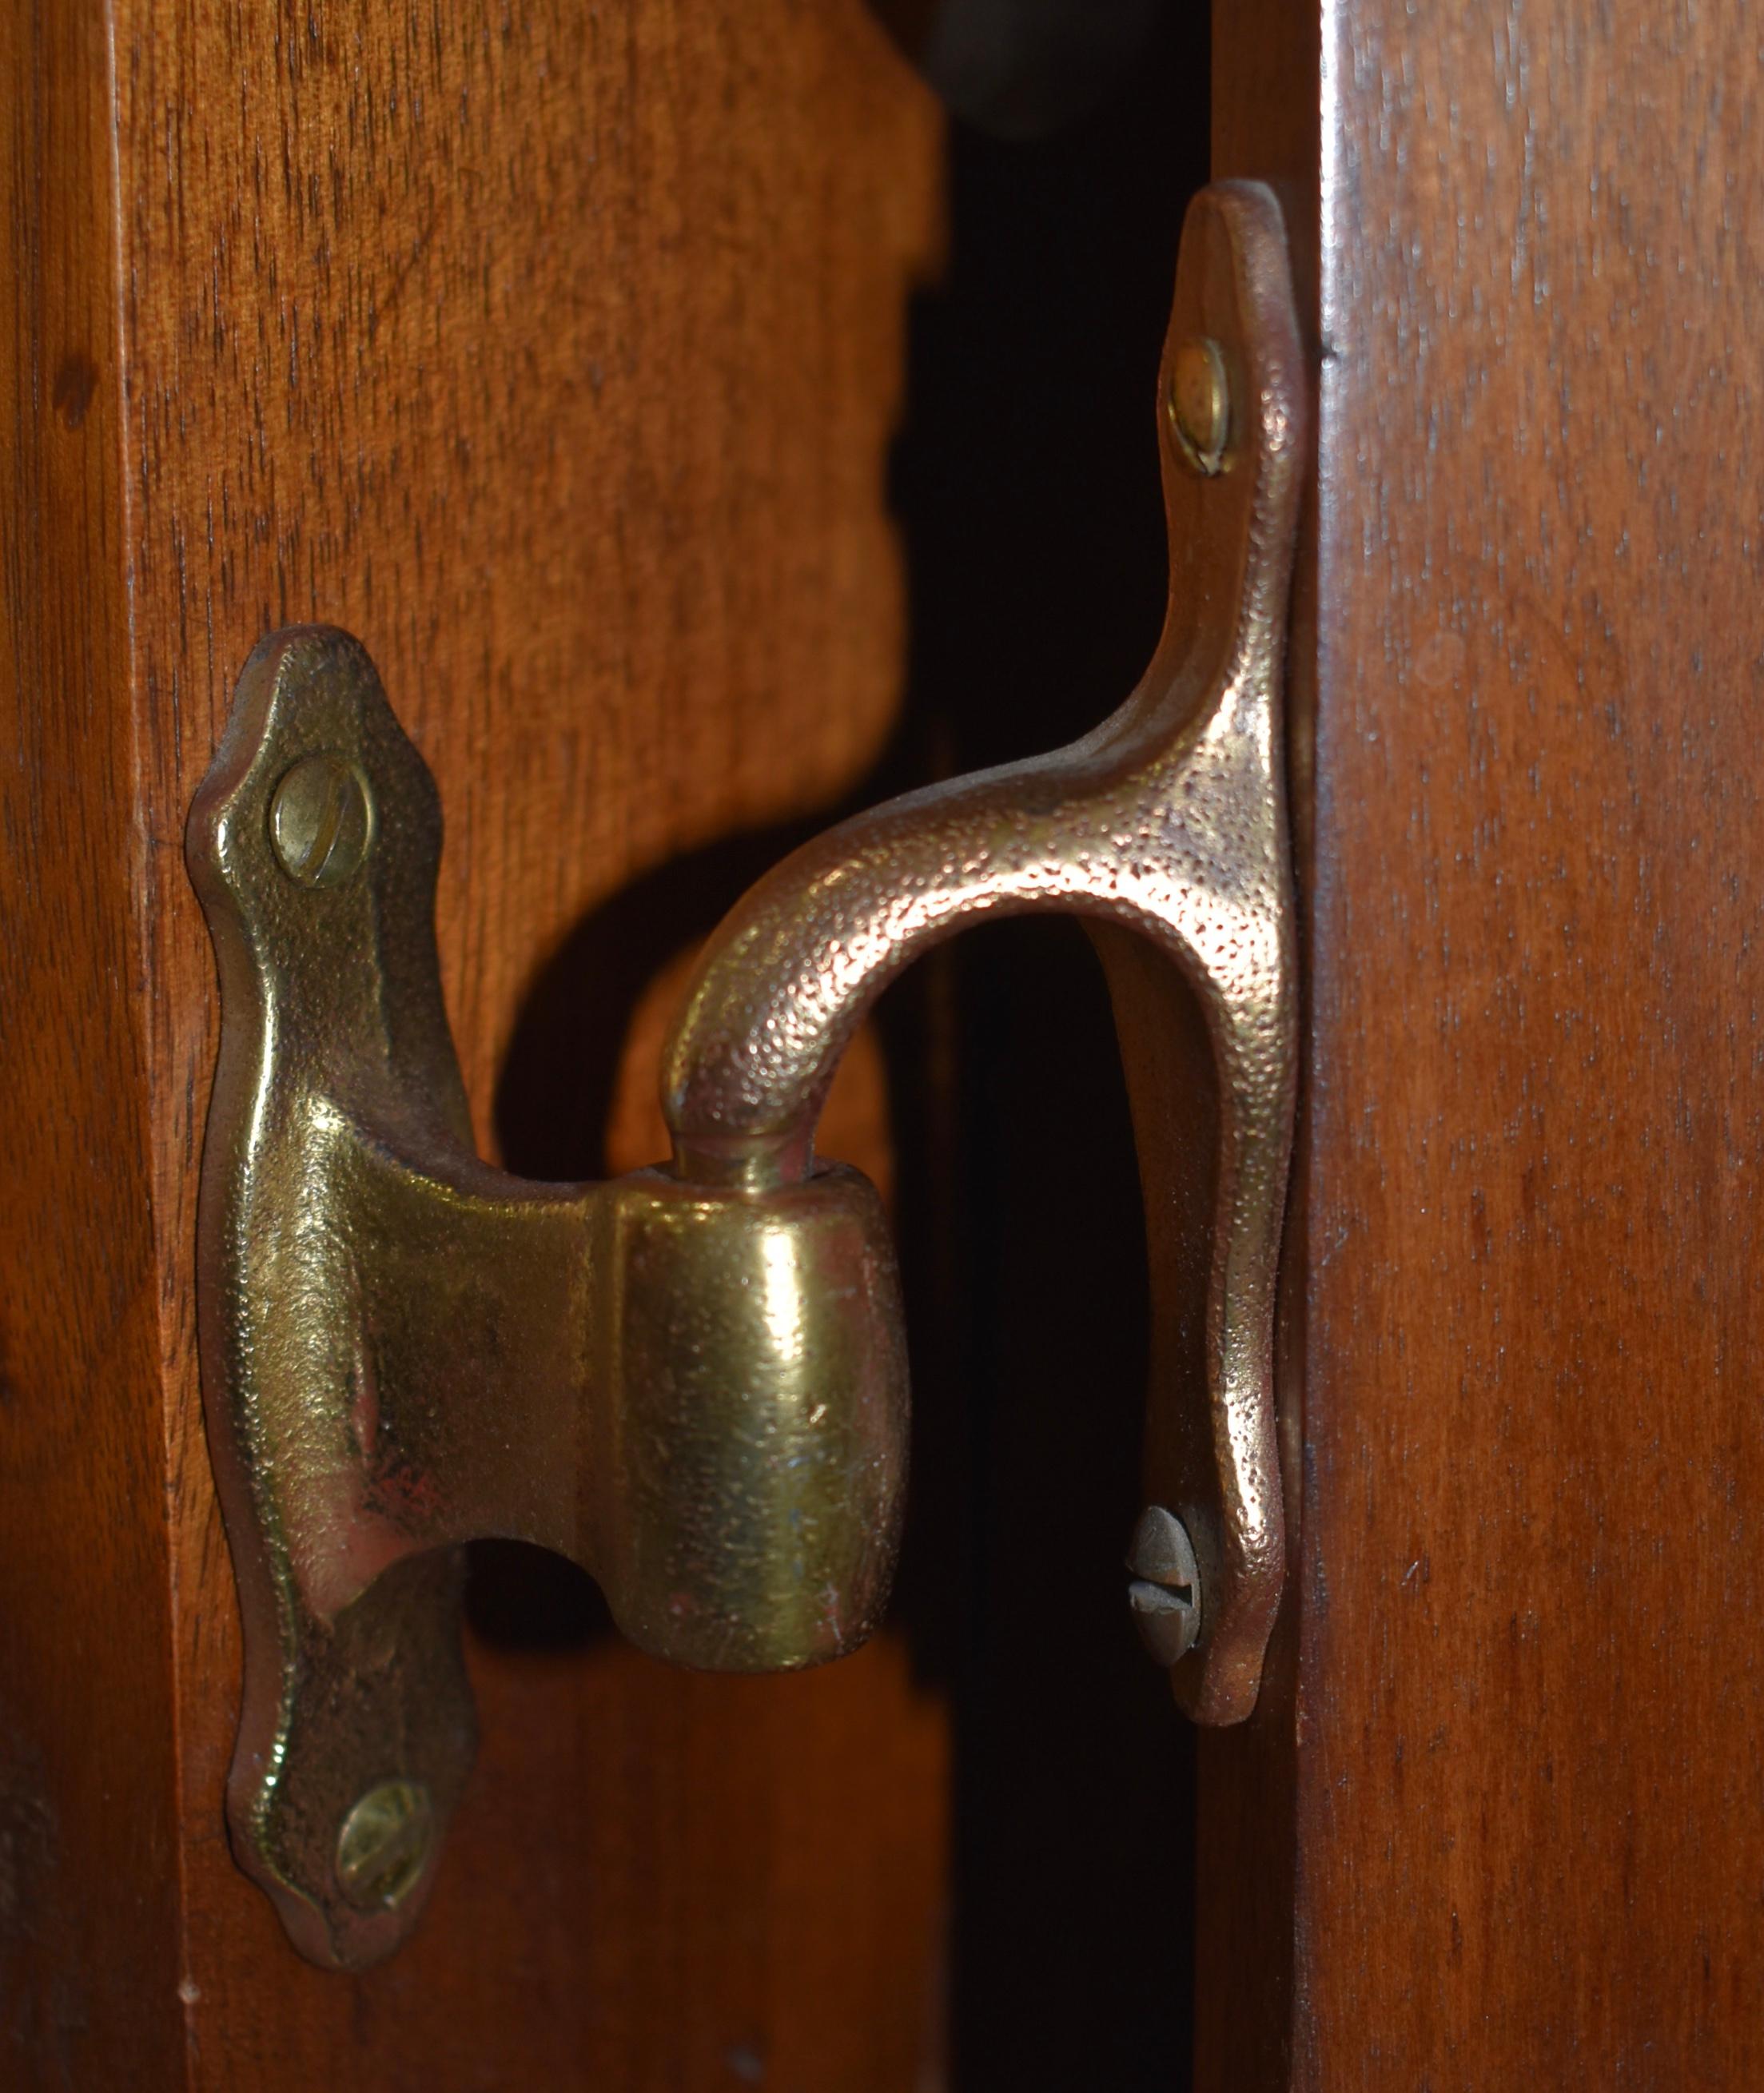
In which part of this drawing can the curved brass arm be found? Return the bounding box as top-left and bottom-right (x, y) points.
(667, 178), (1304, 1721)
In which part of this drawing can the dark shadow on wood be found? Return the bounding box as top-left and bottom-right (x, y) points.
(885, 10), (1209, 2082)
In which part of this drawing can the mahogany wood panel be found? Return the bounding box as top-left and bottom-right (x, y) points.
(1207, 1), (1764, 2084)
(5, 2), (949, 2086)
(0, 6), (184, 2087)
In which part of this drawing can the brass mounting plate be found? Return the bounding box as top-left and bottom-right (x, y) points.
(187, 629), (909, 1968)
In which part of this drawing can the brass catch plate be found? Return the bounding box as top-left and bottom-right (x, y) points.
(188, 630), (908, 1968)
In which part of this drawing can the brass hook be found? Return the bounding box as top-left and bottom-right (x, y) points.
(665, 177), (1304, 1724)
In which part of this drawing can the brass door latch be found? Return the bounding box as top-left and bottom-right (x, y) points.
(187, 181), (1304, 1970)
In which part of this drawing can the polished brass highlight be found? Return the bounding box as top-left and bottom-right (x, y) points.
(189, 179), (1303, 1973)
(1169, 335), (1232, 476)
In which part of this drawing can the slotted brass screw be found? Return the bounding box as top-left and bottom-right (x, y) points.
(1168, 336), (1231, 476)
(335, 1780), (432, 1911)
(269, 753), (373, 887)
(1127, 1504), (1202, 1666)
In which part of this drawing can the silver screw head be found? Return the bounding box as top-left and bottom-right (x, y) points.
(269, 753), (373, 886)
(1127, 1505), (1201, 1667)
(335, 1779), (432, 1911)
(1168, 336), (1230, 476)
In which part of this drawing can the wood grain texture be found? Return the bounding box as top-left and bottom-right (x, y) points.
(1207, 1), (1764, 2083)
(0, 5), (187, 2087)
(5, 1), (948, 2085)
(0, 4), (193, 2076)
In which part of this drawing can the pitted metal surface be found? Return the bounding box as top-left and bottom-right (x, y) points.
(665, 180), (1304, 1723)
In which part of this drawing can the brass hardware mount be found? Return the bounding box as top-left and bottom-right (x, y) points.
(187, 180), (1304, 1971)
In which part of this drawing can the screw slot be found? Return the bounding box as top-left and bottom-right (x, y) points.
(269, 753), (373, 887)
(335, 1780), (432, 1911)
(1126, 1505), (1202, 1666)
